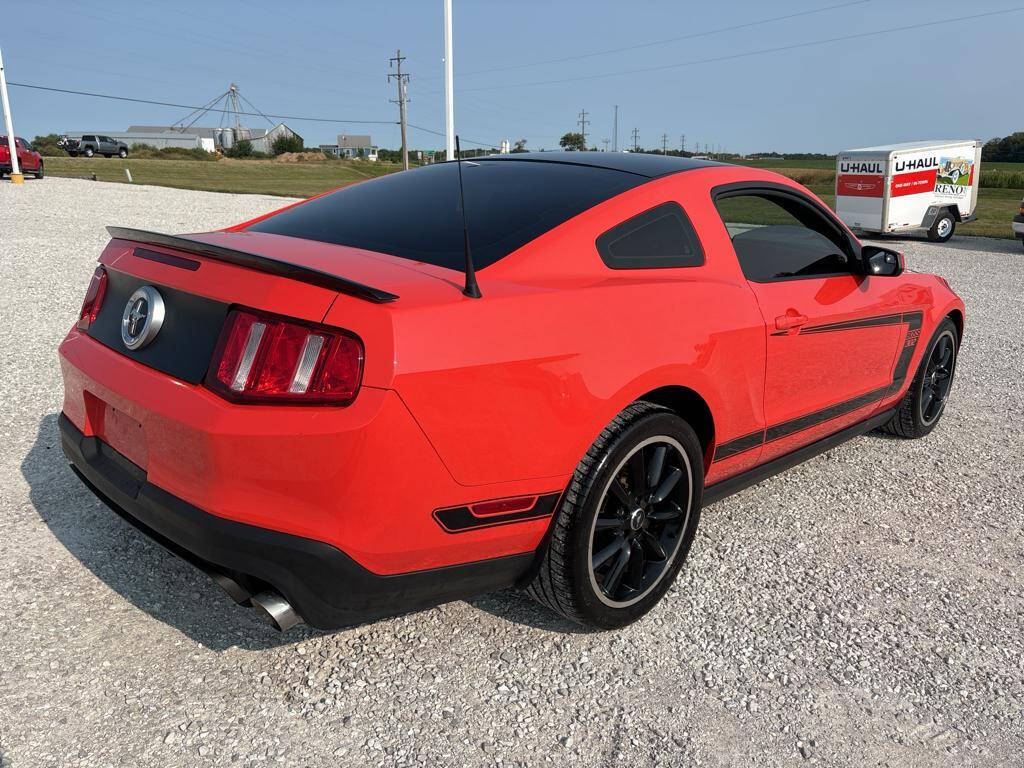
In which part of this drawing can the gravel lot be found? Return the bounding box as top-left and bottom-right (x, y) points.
(1, 177), (1022, 768)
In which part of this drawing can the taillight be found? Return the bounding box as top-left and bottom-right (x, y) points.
(206, 308), (364, 405)
(76, 266), (108, 330)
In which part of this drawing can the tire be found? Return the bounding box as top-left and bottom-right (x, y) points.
(928, 210), (956, 242)
(69, 151), (78, 157)
(84, 148), (94, 158)
(527, 402), (704, 629)
(880, 317), (959, 439)
(35, 161), (43, 179)
(118, 148), (127, 158)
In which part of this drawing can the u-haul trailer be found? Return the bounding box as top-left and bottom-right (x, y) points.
(835, 139), (981, 242)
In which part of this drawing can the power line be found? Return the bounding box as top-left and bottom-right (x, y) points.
(457, 7), (1024, 92)
(10, 79), (495, 151)
(405, 122), (491, 149)
(7, 81), (400, 125)
(421, 0), (869, 80)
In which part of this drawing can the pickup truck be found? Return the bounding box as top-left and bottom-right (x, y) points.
(0, 135), (44, 178)
(59, 134), (129, 158)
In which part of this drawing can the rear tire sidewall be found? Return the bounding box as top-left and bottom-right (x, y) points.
(570, 412), (703, 629)
(84, 148), (94, 158)
(119, 149), (127, 158)
(36, 161), (43, 179)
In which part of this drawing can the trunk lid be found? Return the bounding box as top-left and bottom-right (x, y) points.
(88, 230), (460, 388)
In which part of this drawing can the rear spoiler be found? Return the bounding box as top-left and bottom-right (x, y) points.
(105, 226), (399, 304)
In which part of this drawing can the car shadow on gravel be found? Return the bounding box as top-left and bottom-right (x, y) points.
(21, 413), (319, 651)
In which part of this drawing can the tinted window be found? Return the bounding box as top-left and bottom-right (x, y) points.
(596, 202), (704, 269)
(248, 160), (643, 270)
(0, 136), (7, 147)
(99, 136), (113, 143)
(82, 135), (96, 142)
(714, 193), (853, 282)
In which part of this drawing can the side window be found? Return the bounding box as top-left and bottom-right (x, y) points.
(82, 135), (96, 142)
(714, 192), (853, 282)
(99, 136), (112, 143)
(596, 202), (704, 269)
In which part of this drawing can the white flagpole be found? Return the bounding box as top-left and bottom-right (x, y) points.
(0, 47), (23, 184)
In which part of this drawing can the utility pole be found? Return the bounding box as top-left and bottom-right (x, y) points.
(0, 47), (22, 184)
(612, 105), (618, 152)
(661, 133), (668, 155)
(631, 127), (639, 152)
(443, 0), (454, 160)
(680, 134), (686, 153)
(388, 50), (410, 170)
(601, 138), (609, 152)
(577, 108), (590, 149)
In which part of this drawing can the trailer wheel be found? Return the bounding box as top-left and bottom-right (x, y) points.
(928, 210), (956, 243)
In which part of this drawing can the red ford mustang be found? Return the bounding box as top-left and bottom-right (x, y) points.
(59, 153), (964, 631)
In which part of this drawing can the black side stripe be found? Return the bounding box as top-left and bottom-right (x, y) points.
(433, 493), (561, 533)
(713, 430), (764, 460)
(800, 313), (903, 334)
(714, 310), (925, 461)
(763, 386), (888, 443)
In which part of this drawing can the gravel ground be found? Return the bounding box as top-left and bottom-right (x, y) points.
(1, 177), (1022, 768)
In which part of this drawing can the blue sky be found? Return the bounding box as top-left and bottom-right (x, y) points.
(3, 0), (1021, 153)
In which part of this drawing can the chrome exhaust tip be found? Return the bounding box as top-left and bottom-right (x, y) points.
(208, 571), (252, 605)
(251, 591), (302, 632)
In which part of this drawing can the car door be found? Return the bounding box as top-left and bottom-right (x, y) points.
(17, 138), (38, 170)
(713, 185), (906, 463)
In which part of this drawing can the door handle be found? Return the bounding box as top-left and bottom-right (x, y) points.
(775, 311), (808, 330)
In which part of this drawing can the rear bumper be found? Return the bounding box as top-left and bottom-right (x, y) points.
(60, 413), (534, 629)
(58, 329), (557, 574)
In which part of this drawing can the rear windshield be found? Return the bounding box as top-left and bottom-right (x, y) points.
(248, 160), (643, 270)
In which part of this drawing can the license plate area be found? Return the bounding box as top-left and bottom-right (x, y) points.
(83, 390), (148, 470)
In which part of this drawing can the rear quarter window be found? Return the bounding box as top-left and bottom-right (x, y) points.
(247, 160), (643, 270)
(596, 202), (704, 269)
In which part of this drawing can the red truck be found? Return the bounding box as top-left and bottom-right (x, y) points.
(0, 135), (44, 179)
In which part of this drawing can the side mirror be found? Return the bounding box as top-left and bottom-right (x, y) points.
(861, 245), (904, 277)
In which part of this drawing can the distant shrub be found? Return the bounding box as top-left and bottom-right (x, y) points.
(128, 143), (218, 161)
(226, 139), (254, 158)
(271, 134), (304, 155)
(31, 133), (67, 156)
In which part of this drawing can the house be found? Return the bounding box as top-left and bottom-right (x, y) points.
(320, 134), (378, 161)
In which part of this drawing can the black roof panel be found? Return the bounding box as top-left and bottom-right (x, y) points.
(472, 151), (722, 178)
(248, 160), (649, 271)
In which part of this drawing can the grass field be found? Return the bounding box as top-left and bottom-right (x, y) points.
(40, 155), (1023, 240)
(43, 156), (402, 197)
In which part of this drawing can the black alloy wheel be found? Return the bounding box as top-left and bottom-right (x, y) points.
(920, 330), (955, 426)
(527, 402), (704, 629)
(589, 437), (690, 607)
(880, 317), (959, 438)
